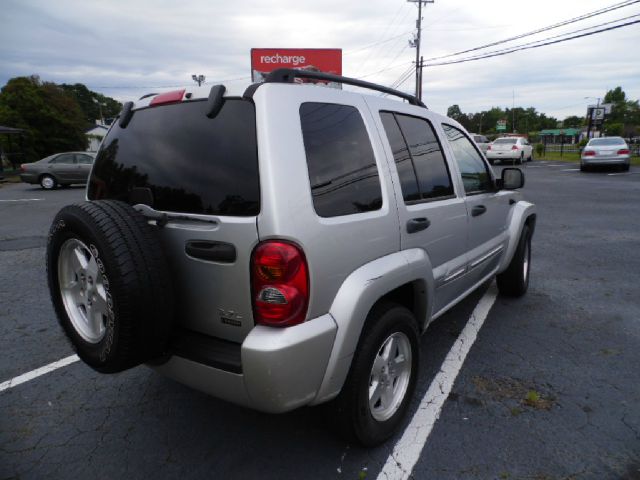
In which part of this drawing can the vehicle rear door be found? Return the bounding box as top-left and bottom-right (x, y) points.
(88, 98), (260, 343)
(370, 102), (469, 315)
(440, 123), (514, 287)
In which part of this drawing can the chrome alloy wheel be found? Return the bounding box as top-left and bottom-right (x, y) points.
(368, 332), (412, 422)
(58, 238), (108, 343)
(41, 176), (55, 189)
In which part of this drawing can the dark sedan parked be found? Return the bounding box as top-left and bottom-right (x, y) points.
(20, 152), (96, 189)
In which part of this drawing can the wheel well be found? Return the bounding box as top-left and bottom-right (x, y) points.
(374, 280), (427, 332)
(39, 173), (55, 181)
(525, 213), (537, 235)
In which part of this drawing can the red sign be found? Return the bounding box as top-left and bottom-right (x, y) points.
(251, 48), (342, 83)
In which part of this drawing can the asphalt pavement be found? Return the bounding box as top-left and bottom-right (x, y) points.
(1, 163), (639, 480)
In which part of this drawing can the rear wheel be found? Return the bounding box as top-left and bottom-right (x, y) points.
(328, 303), (420, 446)
(517, 153), (524, 165)
(40, 175), (57, 190)
(497, 225), (531, 297)
(47, 200), (175, 373)
(622, 163), (630, 172)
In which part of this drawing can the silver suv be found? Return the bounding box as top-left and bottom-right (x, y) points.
(46, 69), (536, 446)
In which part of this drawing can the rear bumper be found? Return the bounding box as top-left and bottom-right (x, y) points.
(486, 151), (520, 160)
(581, 155), (629, 165)
(19, 173), (38, 184)
(151, 313), (338, 413)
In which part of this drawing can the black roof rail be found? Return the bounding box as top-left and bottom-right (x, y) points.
(258, 68), (426, 108)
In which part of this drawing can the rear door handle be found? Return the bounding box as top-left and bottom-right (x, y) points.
(471, 205), (487, 217)
(406, 217), (431, 234)
(185, 240), (236, 263)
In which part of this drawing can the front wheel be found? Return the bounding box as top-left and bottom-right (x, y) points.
(328, 303), (420, 446)
(497, 225), (531, 297)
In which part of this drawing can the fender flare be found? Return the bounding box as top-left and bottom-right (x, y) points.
(311, 248), (434, 404)
(498, 200), (537, 273)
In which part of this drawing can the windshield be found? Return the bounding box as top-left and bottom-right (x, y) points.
(88, 98), (260, 216)
(493, 138), (517, 145)
(588, 137), (625, 146)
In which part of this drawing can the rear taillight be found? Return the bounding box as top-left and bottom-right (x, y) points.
(511, 145), (519, 150)
(20, 164), (26, 172)
(487, 145), (492, 150)
(583, 150), (596, 156)
(617, 149), (630, 155)
(251, 241), (309, 327)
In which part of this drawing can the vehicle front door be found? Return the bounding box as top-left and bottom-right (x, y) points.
(75, 154), (94, 183)
(441, 123), (514, 287)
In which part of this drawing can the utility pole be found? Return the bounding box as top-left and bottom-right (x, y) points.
(192, 74), (206, 87)
(408, 0), (434, 101)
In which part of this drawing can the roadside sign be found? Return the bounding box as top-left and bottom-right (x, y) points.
(497, 119), (507, 131)
(592, 108), (605, 121)
(251, 48), (342, 87)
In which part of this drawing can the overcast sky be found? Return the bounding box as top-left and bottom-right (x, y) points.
(1, 0), (639, 120)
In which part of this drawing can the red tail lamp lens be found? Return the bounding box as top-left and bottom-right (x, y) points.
(583, 150), (596, 156)
(251, 241), (309, 327)
(617, 149), (630, 155)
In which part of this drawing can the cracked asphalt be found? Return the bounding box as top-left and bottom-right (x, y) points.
(1, 162), (639, 480)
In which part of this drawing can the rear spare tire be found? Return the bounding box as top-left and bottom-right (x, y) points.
(47, 200), (174, 373)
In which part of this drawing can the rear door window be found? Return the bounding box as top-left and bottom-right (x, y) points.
(88, 99), (259, 216)
(380, 112), (454, 203)
(51, 154), (76, 164)
(300, 102), (382, 217)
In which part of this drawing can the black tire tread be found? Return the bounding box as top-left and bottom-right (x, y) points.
(497, 225), (531, 297)
(47, 200), (174, 372)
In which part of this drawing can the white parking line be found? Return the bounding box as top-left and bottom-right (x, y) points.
(0, 355), (79, 393)
(0, 198), (44, 202)
(607, 172), (637, 176)
(377, 286), (498, 480)
(562, 168), (580, 172)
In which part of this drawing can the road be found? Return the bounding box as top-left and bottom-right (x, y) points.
(1, 163), (639, 480)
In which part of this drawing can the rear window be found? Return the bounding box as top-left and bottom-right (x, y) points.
(88, 99), (259, 216)
(493, 138), (517, 145)
(589, 138), (626, 146)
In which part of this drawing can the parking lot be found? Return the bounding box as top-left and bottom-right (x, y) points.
(1, 161), (639, 480)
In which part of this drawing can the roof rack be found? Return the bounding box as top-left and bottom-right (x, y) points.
(248, 68), (426, 108)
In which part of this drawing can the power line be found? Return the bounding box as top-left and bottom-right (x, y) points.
(425, 18), (640, 67)
(87, 76), (250, 89)
(423, 0), (640, 62)
(343, 30), (413, 56)
(443, 13), (640, 64)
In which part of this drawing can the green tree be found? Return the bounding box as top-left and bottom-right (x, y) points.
(61, 83), (121, 127)
(0, 76), (87, 162)
(562, 115), (585, 128)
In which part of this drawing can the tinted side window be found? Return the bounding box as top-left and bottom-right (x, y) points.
(300, 103), (382, 217)
(381, 112), (453, 202)
(442, 124), (493, 194)
(76, 154), (94, 164)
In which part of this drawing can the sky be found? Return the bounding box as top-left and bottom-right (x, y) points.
(1, 0), (639, 121)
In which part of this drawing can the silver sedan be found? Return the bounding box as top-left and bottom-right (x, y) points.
(20, 152), (96, 189)
(581, 137), (630, 172)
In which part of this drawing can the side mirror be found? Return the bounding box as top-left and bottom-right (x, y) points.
(499, 168), (525, 189)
